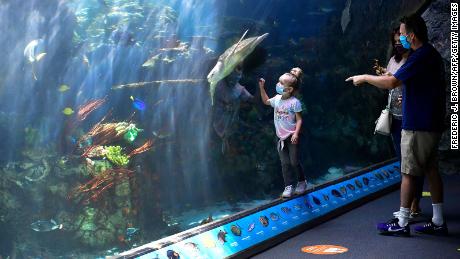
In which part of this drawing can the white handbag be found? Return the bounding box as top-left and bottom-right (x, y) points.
(374, 93), (392, 135)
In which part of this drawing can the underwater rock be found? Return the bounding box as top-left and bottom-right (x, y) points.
(22, 148), (56, 162)
(48, 182), (69, 198)
(115, 180), (131, 197)
(24, 159), (50, 183)
(74, 207), (117, 247)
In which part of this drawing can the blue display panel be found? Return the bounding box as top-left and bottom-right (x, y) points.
(116, 161), (400, 259)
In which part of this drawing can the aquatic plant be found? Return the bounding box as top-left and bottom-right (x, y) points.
(128, 139), (154, 157)
(67, 168), (134, 204)
(105, 146), (129, 167)
(123, 124), (142, 143)
(77, 97), (107, 121)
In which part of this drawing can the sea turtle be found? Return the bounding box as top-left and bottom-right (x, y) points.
(207, 30), (269, 105)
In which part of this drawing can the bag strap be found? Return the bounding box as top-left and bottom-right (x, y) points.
(386, 90), (392, 109)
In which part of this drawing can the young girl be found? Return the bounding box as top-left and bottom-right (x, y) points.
(259, 70), (307, 198)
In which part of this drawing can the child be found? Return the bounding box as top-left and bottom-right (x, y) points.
(259, 70), (307, 198)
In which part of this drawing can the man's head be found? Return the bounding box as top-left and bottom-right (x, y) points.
(399, 14), (428, 50)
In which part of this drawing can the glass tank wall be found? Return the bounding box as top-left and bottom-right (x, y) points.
(0, 0), (423, 257)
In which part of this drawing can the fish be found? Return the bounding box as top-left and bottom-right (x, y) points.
(62, 107), (74, 115)
(341, 0), (352, 33)
(58, 84), (70, 92)
(142, 54), (160, 68)
(363, 177), (369, 186)
(259, 215), (269, 227)
(30, 219), (63, 232)
(130, 96), (146, 111)
(35, 53), (47, 61)
(166, 250), (180, 259)
(200, 214), (213, 225)
(323, 194), (330, 201)
(24, 39), (44, 63)
(217, 230), (227, 244)
(24, 39), (47, 80)
(320, 7), (335, 13)
(230, 224), (241, 236)
(281, 207), (291, 214)
(346, 184), (355, 191)
(354, 179), (363, 188)
(126, 227), (139, 236)
(152, 130), (171, 139)
(269, 212), (279, 221)
(83, 54), (90, 67)
(207, 31), (268, 104)
(312, 196), (321, 206)
(247, 223), (255, 232)
(374, 173), (384, 181)
(340, 186), (347, 195)
(382, 170), (390, 178)
(331, 189), (343, 198)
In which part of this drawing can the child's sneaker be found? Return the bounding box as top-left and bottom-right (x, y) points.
(414, 221), (448, 235)
(282, 185), (294, 198)
(377, 220), (410, 237)
(294, 181), (307, 195)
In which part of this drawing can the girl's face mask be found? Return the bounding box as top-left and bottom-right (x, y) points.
(276, 83), (284, 95)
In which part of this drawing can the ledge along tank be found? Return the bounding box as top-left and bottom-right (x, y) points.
(0, 0), (438, 258)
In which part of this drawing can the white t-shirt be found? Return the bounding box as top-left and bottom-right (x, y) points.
(268, 95), (302, 140)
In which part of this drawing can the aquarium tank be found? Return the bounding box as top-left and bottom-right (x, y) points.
(0, 0), (438, 258)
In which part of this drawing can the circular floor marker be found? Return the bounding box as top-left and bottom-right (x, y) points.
(301, 245), (348, 255)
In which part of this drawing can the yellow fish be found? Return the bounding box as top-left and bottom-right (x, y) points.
(62, 107), (74, 115)
(58, 84), (70, 92)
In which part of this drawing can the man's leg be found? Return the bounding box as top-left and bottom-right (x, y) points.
(411, 176), (424, 213)
(426, 163), (444, 225)
(398, 173), (415, 226)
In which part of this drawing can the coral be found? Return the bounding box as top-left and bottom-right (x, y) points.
(105, 146), (129, 167)
(67, 168), (134, 204)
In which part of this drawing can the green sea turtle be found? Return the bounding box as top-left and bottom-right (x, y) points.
(207, 30), (269, 105)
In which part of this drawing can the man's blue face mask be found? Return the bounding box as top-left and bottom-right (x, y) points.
(276, 83), (284, 95)
(399, 34), (411, 49)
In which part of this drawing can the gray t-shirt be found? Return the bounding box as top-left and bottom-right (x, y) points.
(386, 56), (406, 119)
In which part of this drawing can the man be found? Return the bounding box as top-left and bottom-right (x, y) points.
(346, 14), (446, 236)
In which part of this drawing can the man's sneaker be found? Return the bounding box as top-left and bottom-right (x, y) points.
(377, 220), (410, 237)
(294, 181), (307, 195)
(282, 185), (294, 198)
(414, 221), (448, 235)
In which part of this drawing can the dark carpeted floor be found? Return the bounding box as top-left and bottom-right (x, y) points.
(252, 174), (460, 259)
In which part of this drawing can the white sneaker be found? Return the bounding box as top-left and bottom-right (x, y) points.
(282, 185), (294, 198)
(294, 181), (308, 195)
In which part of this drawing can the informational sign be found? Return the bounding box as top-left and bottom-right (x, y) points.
(116, 161), (401, 259)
